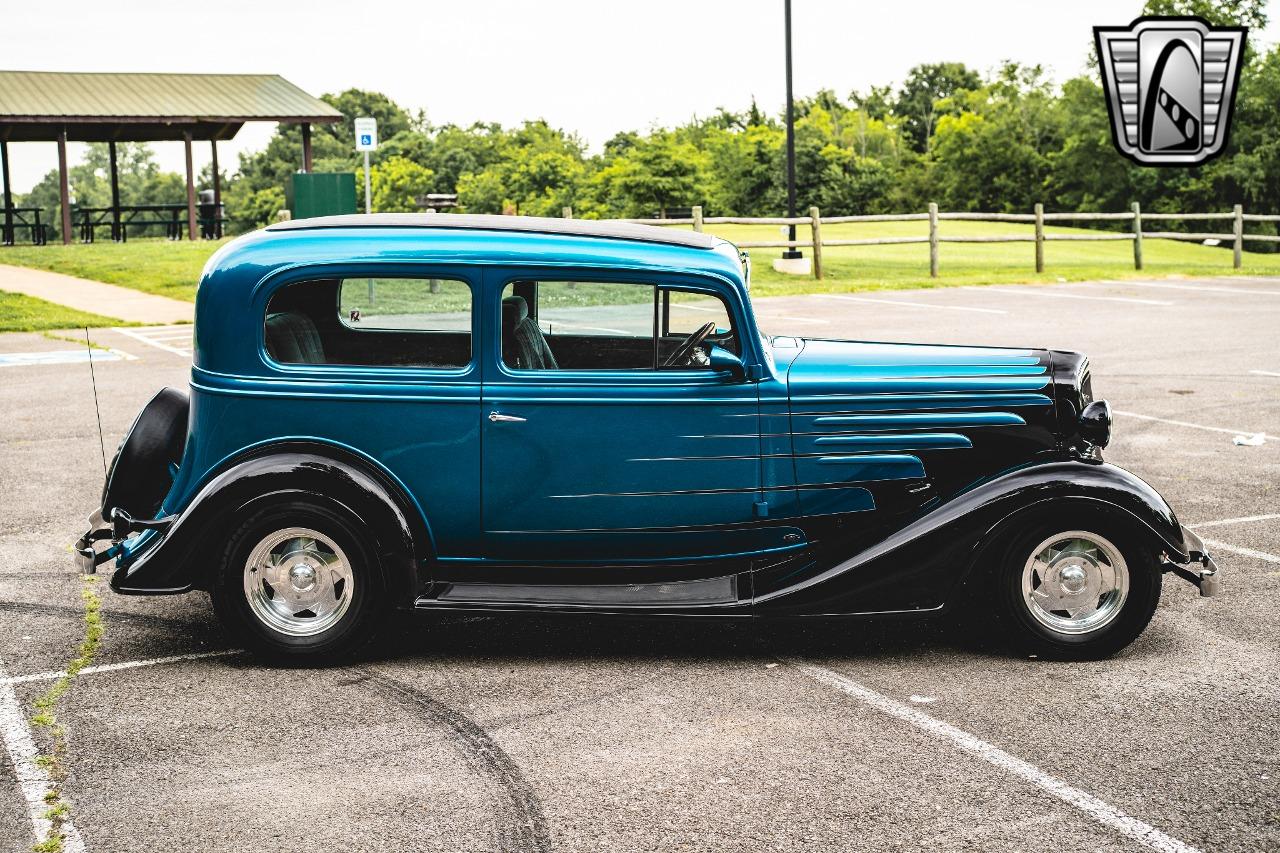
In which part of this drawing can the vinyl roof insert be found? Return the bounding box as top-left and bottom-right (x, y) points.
(267, 213), (720, 250)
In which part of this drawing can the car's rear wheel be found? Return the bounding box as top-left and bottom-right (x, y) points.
(990, 512), (1161, 660)
(211, 500), (386, 663)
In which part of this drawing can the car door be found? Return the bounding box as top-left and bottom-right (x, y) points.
(480, 271), (779, 566)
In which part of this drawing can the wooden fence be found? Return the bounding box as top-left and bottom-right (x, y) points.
(561, 204), (1280, 280)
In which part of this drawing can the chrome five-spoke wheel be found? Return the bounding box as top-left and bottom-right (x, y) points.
(1021, 530), (1129, 635)
(243, 527), (354, 637)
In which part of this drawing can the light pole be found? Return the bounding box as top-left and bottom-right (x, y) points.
(782, 0), (801, 261)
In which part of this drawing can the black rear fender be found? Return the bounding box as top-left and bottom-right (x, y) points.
(112, 443), (432, 599)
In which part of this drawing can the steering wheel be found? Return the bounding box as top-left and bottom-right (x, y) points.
(662, 321), (718, 368)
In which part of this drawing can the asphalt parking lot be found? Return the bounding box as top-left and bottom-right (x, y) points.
(1, 276), (1277, 852)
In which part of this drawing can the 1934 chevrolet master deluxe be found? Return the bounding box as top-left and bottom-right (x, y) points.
(76, 214), (1218, 661)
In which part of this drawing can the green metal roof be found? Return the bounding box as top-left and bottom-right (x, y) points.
(0, 71), (342, 142)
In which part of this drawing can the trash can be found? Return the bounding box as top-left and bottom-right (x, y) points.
(198, 189), (223, 239)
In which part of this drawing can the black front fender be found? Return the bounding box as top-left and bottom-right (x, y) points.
(111, 444), (431, 599)
(754, 461), (1186, 616)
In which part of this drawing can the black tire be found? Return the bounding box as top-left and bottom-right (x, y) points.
(101, 387), (189, 519)
(989, 510), (1162, 661)
(210, 499), (387, 663)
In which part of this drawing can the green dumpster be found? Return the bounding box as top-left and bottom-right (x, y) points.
(287, 173), (357, 219)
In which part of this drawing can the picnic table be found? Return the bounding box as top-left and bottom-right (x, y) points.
(1, 206), (48, 246)
(75, 202), (227, 243)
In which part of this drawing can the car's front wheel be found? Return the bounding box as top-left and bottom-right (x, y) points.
(991, 513), (1162, 660)
(211, 500), (386, 662)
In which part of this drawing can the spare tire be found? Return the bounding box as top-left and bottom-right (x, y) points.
(101, 387), (189, 520)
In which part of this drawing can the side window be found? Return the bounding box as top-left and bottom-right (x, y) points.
(659, 291), (739, 358)
(264, 277), (472, 368)
(500, 280), (737, 371)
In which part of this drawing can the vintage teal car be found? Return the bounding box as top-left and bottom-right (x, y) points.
(76, 214), (1218, 661)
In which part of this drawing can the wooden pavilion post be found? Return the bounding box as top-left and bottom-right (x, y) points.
(1, 139), (12, 246)
(301, 122), (312, 173)
(108, 140), (122, 241)
(183, 131), (197, 241)
(57, 130), (72, 245)
(210, 139), (221, 238)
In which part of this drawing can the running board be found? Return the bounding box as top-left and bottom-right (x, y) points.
(420, 575), (739, 608)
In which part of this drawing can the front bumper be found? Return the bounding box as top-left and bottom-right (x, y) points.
(1163, 525), (1220, 597)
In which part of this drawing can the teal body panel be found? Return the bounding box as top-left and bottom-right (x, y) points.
(782, 339), (1057, 520)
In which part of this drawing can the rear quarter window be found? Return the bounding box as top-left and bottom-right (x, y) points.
(264, 277), (472, 369)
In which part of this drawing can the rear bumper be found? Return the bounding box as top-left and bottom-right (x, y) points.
(1163, 525), (1220, 597)
(74, 509), (117, 574)
(73, 507), (176, 587)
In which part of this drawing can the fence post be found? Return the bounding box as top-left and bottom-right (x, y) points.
(692, 205), (704, 232)
(809, 206), (823, 280)
(1034, 203), (1045, 273)
(1131, 201), (1143, 271)
(928, 202), (939, 278)
(1233, 203), (1244, 269)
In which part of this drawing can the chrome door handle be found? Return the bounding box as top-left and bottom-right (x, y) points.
(489, 411), (527, 423)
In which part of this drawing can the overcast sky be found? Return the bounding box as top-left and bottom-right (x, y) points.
(4, 0), (1277, 193)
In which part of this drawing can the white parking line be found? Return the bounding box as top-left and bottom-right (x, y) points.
(815, 294), (1007, 315)
(1098, 281), (1280, 296)
(1114, 410), (1274, 442)
(1198, 538), (1280, 565)
(1190, 514), (1280, 529)
(0, 649), (238, 686)
(113, 326), (192, 358)
(981, 286), (1174, 306)
(1249, 370), (1280, 378)
(786, 659), (1199, 853)
(758, 314), (831, 325)
(0, 659), (87, 852)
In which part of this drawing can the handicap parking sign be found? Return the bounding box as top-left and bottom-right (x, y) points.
(354, 117), (378, 152)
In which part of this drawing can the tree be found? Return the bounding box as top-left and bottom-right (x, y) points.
(360, 156), (435, 212)
(455, 121), (587, 216)
(705, 123), (782, 216)
(928, 65), (1064, 212)
(586, 132), (708, 218)
(1045, 77), (1136, 211)
(318, 89), (413, 146)
(1142, 0), (1267, 30)
(894, 62), (981, 152)
(851, 85), (894, 122)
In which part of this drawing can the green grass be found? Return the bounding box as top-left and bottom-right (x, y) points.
(2, 223), (1278, 310)
(0, 290), (132, 333)
(0, 238), (228, 301)
(29, 575), (103, 853)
